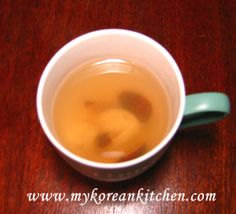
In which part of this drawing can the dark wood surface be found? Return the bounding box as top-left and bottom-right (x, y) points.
(1, 0), (235, 213)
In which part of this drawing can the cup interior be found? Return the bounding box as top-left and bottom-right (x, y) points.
(37, 29), (185, 166)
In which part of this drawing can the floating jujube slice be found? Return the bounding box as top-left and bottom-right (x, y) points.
(95, 132), (112, 147)
(97, 108), (141, 148)
(119, 91), (152, 122)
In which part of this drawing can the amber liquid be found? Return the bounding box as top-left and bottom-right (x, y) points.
(52, 58), (171, 163)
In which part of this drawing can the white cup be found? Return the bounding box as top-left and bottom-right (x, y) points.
(36, 29), (187, 181)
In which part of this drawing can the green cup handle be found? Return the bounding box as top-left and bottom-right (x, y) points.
(180, 92), (230, 128)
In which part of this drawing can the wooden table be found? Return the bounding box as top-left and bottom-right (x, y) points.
(1, 0), (235, 213)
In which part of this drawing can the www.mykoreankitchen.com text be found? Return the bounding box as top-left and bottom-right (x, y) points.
(27, 188), (216, 205)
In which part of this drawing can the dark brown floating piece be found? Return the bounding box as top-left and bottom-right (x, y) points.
(119, 91), (152, 122)
(84, 100), (95, 107)
(96, 133), (112, 147)
(119, 143), (146, 162)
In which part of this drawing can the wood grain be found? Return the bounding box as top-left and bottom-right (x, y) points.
(0, 0), (235, 213)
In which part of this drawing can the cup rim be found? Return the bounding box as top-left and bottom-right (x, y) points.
(36, 29), (186, 169)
